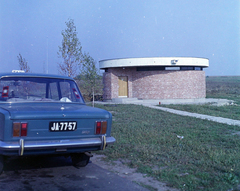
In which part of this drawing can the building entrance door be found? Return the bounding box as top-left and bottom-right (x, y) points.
(118, 77), (128, 97)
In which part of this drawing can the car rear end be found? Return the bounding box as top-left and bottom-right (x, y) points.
(0, 73), (115, 171)
(0, 103), (114, 156)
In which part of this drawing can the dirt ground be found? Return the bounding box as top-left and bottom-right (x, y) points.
(91, 154), (178, 191)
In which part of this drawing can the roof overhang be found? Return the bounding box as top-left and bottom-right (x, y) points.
(99, 57), (209, 69)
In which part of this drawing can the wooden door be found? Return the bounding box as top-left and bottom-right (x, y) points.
(118, 77), (128, 97)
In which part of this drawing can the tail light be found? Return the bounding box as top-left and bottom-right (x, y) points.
(13, 122), (28, 137)
(95, 121), (107, 135)
(96, 122), (101, 134)
(13, 122), (21, 137)
(21, 123), (28, 136)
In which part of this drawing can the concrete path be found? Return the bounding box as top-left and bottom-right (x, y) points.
(147, 105), (240, 126)
(96, 98), (240, 127)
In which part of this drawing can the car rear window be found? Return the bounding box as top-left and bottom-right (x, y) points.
(0, 77), (84, 103)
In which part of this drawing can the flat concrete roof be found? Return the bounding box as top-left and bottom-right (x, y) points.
(99, 57), (209, 69)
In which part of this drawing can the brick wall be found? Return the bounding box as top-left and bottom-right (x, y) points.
(103, 67), (206, 100)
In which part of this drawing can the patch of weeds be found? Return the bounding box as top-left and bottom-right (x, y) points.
(137, 164), (153, 175)
(223, 172), (239, 185)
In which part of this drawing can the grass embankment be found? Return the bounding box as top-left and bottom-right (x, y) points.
(160, 76), (240, 120)
(96, 104), (240, 191)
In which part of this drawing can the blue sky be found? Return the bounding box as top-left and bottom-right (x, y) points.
(0, 0), (239, 76)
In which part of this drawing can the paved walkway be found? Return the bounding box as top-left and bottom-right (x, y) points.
(147, 105), (240, 126)
(96, 98), (240, 127)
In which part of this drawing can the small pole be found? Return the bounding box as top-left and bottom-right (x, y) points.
(92, 87), (95, 107)
(46, 36), (48, 74)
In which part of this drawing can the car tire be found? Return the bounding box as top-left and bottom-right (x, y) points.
(0, 156), (4, 174)
(71, 153), (90, 167)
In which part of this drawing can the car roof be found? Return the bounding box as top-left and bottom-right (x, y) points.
(0, 73), (74, 80)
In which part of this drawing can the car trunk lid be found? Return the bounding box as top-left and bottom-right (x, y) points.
(0, 103), (111, 141)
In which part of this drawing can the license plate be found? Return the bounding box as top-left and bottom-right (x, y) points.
(49, 121), (77, 132)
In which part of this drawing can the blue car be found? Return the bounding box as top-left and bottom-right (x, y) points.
(0, 72), (115, 173)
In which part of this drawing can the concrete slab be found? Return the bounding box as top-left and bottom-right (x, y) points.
(111, 98), (138, 103)
(100, 98), (233, 106)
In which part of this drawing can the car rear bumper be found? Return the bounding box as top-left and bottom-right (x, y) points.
(0, 136), (115, 156)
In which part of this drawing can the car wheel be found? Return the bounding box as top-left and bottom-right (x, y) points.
(71, 153), (90, 167)
(0, 156), (4, 174)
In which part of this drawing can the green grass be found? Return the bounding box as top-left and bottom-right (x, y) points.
(96, 104), (240, 191)
(206, 76), (240, 104)
(159, 104), (240, 121)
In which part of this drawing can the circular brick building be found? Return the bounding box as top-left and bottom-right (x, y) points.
(99, 57), (209, 101)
